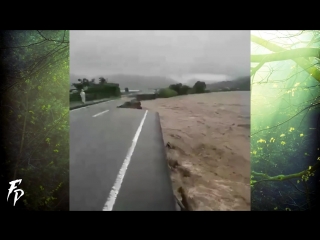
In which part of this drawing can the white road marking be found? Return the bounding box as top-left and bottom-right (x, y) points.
(92, 110), (109, 117)
(103, 110), (148, 211)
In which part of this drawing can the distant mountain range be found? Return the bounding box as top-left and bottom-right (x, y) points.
(206, 76), (250, 91)
(70, 73), (250, 91)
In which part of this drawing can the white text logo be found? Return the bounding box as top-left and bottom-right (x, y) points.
(7, 179), (24, 206)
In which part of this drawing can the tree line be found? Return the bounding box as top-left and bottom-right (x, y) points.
(70, 77), (120, 101)
(157, 81), (207, 98)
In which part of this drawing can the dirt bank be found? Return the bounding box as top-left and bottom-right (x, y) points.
(140, 92), (251, 210)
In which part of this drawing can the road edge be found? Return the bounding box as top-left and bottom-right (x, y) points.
(70, 98), (118, 110)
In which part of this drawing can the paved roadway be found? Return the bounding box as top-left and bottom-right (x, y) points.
(70, 99), (177, 211)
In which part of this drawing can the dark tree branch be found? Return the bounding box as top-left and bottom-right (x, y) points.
(251, 102), (320, 136)
(0, 39), (47, 49)
(37, 30), (69, 44)
(252, 161), (320, 184)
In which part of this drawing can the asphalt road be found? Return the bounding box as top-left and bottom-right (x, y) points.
(70, 100), (177, 211)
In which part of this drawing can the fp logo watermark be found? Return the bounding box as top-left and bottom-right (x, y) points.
(7, 179), (24, 206)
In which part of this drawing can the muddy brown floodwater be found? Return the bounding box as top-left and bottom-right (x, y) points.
(137, 91), (251, 210)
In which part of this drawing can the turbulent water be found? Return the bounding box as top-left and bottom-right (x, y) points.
(141, 91), (251, 210)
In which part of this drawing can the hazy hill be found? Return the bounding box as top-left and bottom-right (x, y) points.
(206, 76), (250, 91)
(70, 73), (177, 90)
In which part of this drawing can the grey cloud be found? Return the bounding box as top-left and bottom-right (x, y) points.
(70, 30), (250, 79)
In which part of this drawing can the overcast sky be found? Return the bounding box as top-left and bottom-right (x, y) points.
(70, 30), (250, 82)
